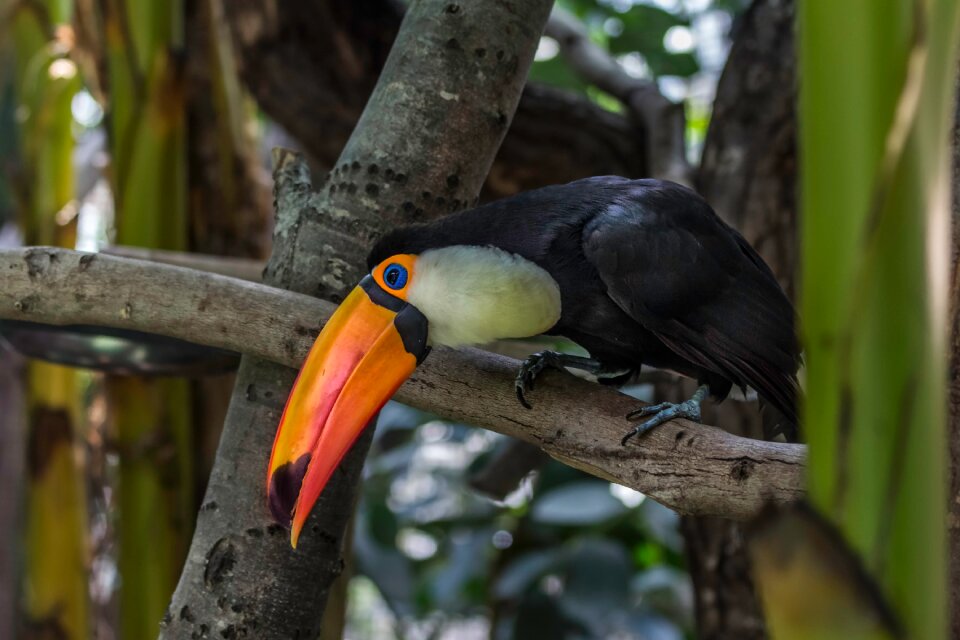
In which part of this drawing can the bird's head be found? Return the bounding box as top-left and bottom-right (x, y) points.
(267, 244), (560, 546)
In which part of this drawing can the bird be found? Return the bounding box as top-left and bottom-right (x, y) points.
(267, 176), (802, 546)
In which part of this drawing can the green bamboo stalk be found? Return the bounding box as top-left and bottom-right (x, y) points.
(5, 2), (91, 638)
(101, 1), (194, 637)
(797, 1), (960, 638)
(22, 363), (91, 640)
(106, 378), (192, 638)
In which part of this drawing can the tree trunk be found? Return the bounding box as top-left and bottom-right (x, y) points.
(948, 64), (960, 640)
(161, 2), (553, 637)
(0, 339), (25, 640)
(683, 0), (797, 636)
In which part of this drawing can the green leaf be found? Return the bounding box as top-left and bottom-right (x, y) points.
(368, 501), (400, 548)
(608, 6), (700, 78)
(354, 510), (416, 617)
(636, 499), (682, 552)
(512, 591), (589, 640)
(631, 566), (694, 629)
(529, 56), (589, 93)
(492, 550), (560, 600)
(797, 0), (960, 637)
(562, 538), (631, 609)
(427, 529), (492, 608)
(608, 6), (685, 56)
(650, 53), (699, 78)
(531, 481), (627, 526)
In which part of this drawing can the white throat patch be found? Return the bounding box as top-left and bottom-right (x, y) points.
(406, 245), (561, 347)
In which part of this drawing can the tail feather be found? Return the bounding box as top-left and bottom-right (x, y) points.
(656, 324), (801, 442)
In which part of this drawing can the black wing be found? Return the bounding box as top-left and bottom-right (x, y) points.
(582, 180), (800, 433)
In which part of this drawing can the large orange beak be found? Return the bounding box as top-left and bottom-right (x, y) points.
(267, 275), (429, 547)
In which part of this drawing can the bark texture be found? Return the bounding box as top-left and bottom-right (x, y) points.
(159, 0), (554, 636)
(222, 0), (649, 199)
(698, 0), (798, 299)
(0, 246), (806, 522)
(683, 0), (797, 636)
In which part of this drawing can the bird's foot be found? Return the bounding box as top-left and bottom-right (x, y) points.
(515, 351), (605, 409)
(621, 384), (709, 445)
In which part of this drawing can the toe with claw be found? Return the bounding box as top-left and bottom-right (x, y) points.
(514, 351), (605, 409)
(515, 352), (552, 409)
(621, 384), (709, 445)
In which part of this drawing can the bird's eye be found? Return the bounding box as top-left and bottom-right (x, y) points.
(383, 263), (408, 290)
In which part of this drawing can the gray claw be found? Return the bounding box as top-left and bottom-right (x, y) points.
(621, 386), (708, 446)
(626, 402), (671, 421)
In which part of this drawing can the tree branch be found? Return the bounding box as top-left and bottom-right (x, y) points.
(101, 245), (264, 281)
(544, 6), (692, 185)
(0, 246), (806, 520)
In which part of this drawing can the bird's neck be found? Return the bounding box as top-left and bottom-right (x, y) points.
(407, 245), (561, 347)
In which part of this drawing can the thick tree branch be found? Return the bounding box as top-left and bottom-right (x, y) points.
(0, 246), (806, 520)
(102, 245), (264, 281)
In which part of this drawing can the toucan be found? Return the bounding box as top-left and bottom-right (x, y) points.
(267, 176), (801, 546)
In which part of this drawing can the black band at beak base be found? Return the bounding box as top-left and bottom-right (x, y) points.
(395, 305), (430, 365)
(359, 275), (431, 365)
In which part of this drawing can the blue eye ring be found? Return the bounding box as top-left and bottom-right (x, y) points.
(383, 263), (408, 290)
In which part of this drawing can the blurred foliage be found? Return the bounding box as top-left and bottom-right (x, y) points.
(800, 0), (959, 638)
(348, 402), (693, 639)
(0, 69), (15, 227)
(99, 2), (195, 637)
(21, 364), (91, 640)
(8, 0), (80, 247)
(532, 0), (747, 91)
(531, 0), (747, 161)
(4, 1), (92, 638)
(749, 503), (903, 640)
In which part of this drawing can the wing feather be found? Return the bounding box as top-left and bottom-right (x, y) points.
(582, 181), (800, 435)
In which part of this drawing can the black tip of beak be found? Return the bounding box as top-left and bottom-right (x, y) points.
(267, 453), (311, 527)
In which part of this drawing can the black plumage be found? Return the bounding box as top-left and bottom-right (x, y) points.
(369, 177), (801, 439)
